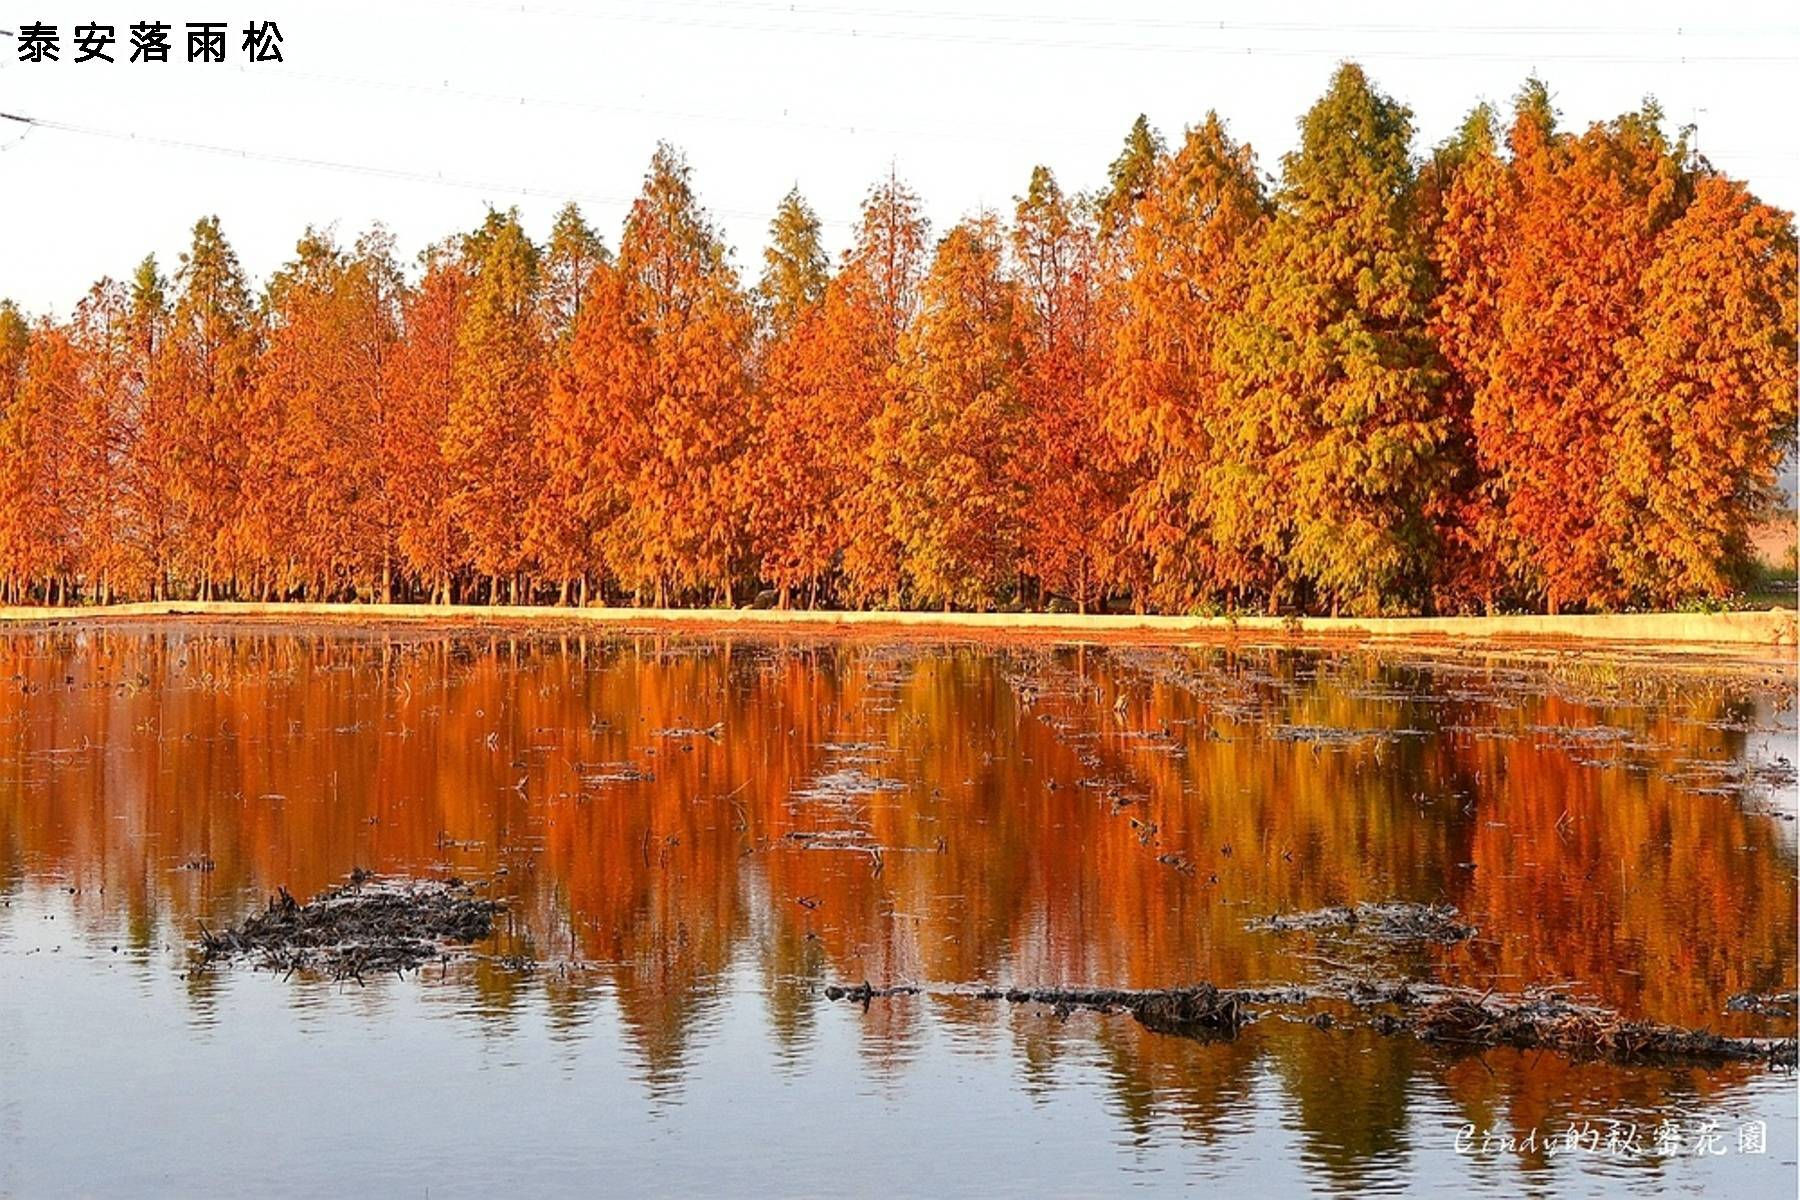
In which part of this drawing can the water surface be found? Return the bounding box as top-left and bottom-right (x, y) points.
(1, 625), (1794, 1196)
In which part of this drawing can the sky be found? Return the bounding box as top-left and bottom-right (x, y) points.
(1, 0), (1796, 316)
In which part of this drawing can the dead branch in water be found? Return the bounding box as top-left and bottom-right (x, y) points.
(823, 977), (1797, 1069)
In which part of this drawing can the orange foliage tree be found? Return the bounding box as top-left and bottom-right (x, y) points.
(245, 229), (402, 600)
(444, 209), (546, 603)
(166, 217), (260, 600)
(1610, 176), (1799, 599)
(384, 248), (468, 602)
(747, 188), (839, 605)
(0, 316), (74, 600)
(1476, 87), (1694, 612)
(1424, 104), (1516, 614)
(836, 172), (931, 608)
(605, 145), (754, 606)
(527, 204), (612, 605)
(875, 215), (1028, 609)
(1103, 115), (1270, 613)
(61, 279), (155, 602)
(1222, 65), (1448, 617)
(1011, 166), (1118, 612)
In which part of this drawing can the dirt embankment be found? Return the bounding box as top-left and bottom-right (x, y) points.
(2, 599), (1795, 653)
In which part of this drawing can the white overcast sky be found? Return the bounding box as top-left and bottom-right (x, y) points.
(1, 0), (1796, 316)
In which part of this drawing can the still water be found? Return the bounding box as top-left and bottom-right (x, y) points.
(1, 624), (1794, 1197)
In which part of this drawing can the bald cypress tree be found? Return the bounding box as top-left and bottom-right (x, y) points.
(1221, 64), (1445, 615)
(444, 209), (545, 601)
(609, 144), (754, 606)
(0, 317), (75, 601)
(1612, 177), (1798, 601)
(748, 187), (838, 605)
(1105, 115), (1271, 613)
(876, 216), (1028, 609)
(167, 216), (259, 598)
(837, 171), (930, 607)
(386, 248), (469, 603)
(1427, 104), (1516, 614)
(1099, 114), (1166, 239)
(758, 187), (829, 337)
(543, 202), (608, 345)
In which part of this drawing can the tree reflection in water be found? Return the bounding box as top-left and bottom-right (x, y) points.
(0, 625), (1792, 1192)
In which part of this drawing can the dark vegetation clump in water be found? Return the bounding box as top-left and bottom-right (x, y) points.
(1406, 992), (1793, 1063)
(199, 870), (501, 982)
(1246, 901), (1476, 944)
(824, 979), (1798, 1069)
(824, 981), (1248, 1036)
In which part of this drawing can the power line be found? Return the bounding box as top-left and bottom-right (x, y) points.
(235, 63), (1800, 169)
(429, 0), (1800, 41)
(245, 65), (1117, 149)
(415, 0), (1798, 63)
(0, 110), (853, 228)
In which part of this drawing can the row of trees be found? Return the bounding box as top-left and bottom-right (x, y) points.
(2, 65), (1794, 615)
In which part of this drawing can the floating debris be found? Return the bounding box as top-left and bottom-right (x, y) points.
(581, 762), (656, 785)
(653, 722), (723, 741)
(1247, 901), (1476, 944)
(1727, 991), (1799, 1018)
(1267, 725), (1422, 747)
(198, 871), (500, 982)
(791, 768), (904, 801)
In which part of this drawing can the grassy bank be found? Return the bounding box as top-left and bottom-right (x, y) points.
(1, 600), (1795, 653)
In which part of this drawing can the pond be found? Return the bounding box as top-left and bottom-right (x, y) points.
(0, 624), (1794, 1196)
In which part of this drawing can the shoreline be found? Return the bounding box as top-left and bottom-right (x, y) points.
(0, 600), (1794, 656)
